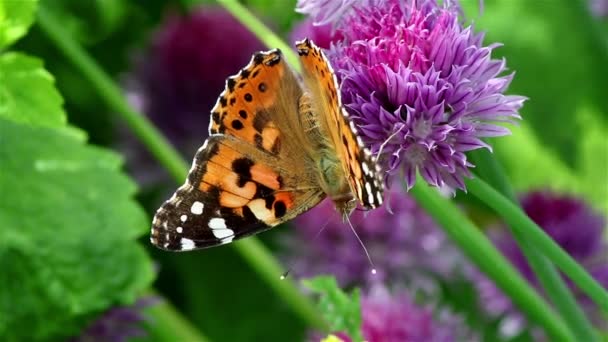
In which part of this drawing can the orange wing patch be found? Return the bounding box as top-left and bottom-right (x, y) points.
(209, 49), (285, 155)
(197, 138), (293, 224)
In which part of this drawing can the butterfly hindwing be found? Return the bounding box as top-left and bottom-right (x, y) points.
(296, 39), (384, 208)
(151, 135), (325, 250)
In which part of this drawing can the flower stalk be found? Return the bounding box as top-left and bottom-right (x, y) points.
(409, 179), (575, 341)
(469, 149), (598, 341)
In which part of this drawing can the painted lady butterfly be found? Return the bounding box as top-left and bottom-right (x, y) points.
(151, 39), (384, 251)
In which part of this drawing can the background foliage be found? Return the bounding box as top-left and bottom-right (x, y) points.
(0, 0), (606, 341)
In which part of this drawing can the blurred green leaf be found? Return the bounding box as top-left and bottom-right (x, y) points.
(304, 276), (363, 342)
(576, 106), (608, 215)
(464, 0), (608, 166)
(0, 118), (154, 341)
(40, 0), (128, 44)
(0, 0), (38, 48)
(0, 52), (65, 128)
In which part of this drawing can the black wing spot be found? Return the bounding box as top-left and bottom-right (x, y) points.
(251, 70), (260, 78)
(240, 69), (251, 79)
(244, 93), (253, 102)
(229, 97), (236, 106)
(212, 111), (220, 124)
(258, 82), (267, 92)
(274, 201), (286, 218)
(253, 53), (264, 65)
(232, 157), (254, 187)
(239, 110), (248, 119)
(256, 185), (275, 209)
(266, 51), (281, 66)
(231, 120), (244, 130)
(220, 97), (228, 107)
(227, 78), (236, 92)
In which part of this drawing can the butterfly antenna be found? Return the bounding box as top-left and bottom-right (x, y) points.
(375, 124), (405, 162)
(280, 211), (338, 280)
(344, 214), (377, 275)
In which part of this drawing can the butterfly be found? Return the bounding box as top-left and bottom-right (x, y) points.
(150, 39), (384, 251)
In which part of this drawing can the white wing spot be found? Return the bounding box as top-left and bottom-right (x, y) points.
(209, 217), (227, 229)
(213, 228), (234, 239)
(365, 182), (374, 205)
(221, 236), (235, 244)
(180, 215), (187, 222)
(180, 238), (195, 251)
(191, 201), (204, 215)
(362, 162), (370, 175)
(176, 227), (183, 233)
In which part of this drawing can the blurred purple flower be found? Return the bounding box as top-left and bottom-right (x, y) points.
(71, 297), (157, 342)
(473, 191), (608, 336)
(321, 0), (525, 192)
(127, 6), (264, 155)
(290, 18), (341, 49)
(590, 0), (608, 17)
(325, 286), (476, 342)
(122, 6), (264, 187)
(281, 188), (466, 289)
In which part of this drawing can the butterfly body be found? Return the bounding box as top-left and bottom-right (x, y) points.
(151, 39), (383, 251)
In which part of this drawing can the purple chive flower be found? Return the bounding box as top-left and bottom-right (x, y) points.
(325, 286), (476, 342)
(473, 191), (608, 336)
(290, 18), (342, 49)
(70, 297), (157, 342)
(127, 6), (264, 155)
(321, 0), (525, 192)
(281, 188), (466, 288)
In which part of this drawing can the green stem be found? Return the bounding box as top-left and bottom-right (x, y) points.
(409, 180), (574, 341)
(236, 238), (327, 329)
(217, 0), (301, 71)
(470, 150), (597, 341)
(144, 291), (210, 342)
(36, 5), (326, 333)
(466, 177), (608, 312)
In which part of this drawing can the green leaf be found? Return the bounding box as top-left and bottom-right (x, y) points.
(495, 122), (608, 215)
(304, 276), (363, 342)
(0, 52), (66, 129)
(0, 118), (154, 341)
(0, 0), (38, 48)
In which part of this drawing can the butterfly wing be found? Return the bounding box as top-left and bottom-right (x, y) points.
(151, 49), (325, 251)
(296, 39), (384, 208)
